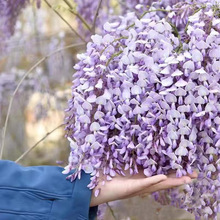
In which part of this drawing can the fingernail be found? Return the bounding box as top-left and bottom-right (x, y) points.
(185, 178), (191, 184)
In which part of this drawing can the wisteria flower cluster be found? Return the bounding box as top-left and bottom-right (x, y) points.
(64, 1), (220, 219)
(0, 0), (29, 43)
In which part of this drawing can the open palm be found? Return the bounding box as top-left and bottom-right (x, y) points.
(90, 170), (198, 207)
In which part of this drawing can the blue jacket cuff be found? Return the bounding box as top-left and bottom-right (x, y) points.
(72, 171), (98, 220)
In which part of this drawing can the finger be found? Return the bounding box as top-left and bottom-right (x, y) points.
(136, 174), (167, 190)
(136, 176), (192, 198)
(121, 174), (192, 200)
(122, 171), (198, 200)
(167, 170), (198, 179)
(121, 174), (167, 199)
(128, 175), (192, 199)
(188, 170), (198, 179)
(167, 171), (198, 180)
(145, 176), (192, 194)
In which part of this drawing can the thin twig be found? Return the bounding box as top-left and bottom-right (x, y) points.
(106, 50), (123, 66)
(15, 124), (65, 163)
(44, 0), (86, 43)
(0, 42), (85, 159)
(106, 202), (117, 220)
(63, 0), (92, 32)
(92, 0), (103, 34)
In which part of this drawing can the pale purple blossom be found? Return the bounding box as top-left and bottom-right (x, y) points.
(65, 2), (220, 219)
(0, 0), (29, 40)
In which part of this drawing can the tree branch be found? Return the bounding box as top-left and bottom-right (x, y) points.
(106, 202), (117, 220)
(15, 124), (65, 163)
(0, 42), (85, 159)
(63, 0), (92, 32)
(44, 0), (86, 43)
(92, 0), (103, 34)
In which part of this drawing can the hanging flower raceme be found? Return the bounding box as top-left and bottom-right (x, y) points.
(64, 2), (220, 219)
(0, 0), (29, 41)
(153, 2), (220, 219)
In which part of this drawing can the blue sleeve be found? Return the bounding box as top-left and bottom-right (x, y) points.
(0, 160), (98, 220)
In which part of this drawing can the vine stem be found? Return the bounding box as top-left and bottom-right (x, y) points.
(0, 42), (85, 159)
(44, 0), (86, 43)
(106, 202), (117, 220)
(15, 124), (64, 163)
(63, 0), (92, 32)
(92, 0), (103, 34)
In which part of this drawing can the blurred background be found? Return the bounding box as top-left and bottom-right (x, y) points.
(0, 0), (215, 219)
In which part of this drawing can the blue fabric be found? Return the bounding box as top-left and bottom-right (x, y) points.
(0, 160), (98, 220)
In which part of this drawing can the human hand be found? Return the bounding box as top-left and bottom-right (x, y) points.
(90, 170), (198, 207)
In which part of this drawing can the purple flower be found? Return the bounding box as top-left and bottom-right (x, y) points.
(64, 2), (220, 219)
(0, 0), (29, 40)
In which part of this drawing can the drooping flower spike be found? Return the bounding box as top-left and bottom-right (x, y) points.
(65, 1), (220, 219)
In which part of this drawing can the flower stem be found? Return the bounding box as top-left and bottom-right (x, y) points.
(63, 0), (92, 32)
(0, 43), (85, 159)
(92, 0), (103, 34)
(168, 21), (183, 53)
(15, 124), (64, 163)
(106, 202), (117, 220)
(106, 50), (123, 66)
(43, 0), (86, 43)
(100, 36), (128, 55)
(184, 5), (206, 33)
